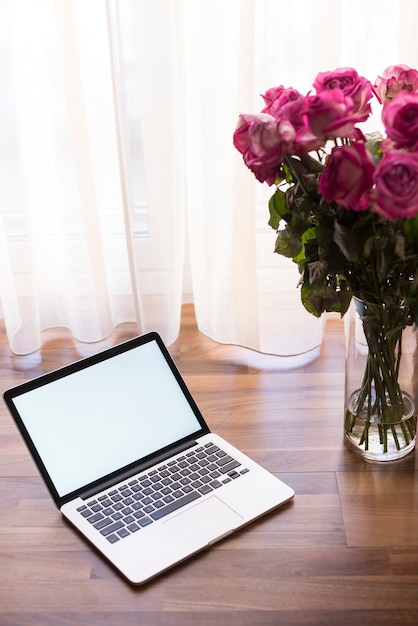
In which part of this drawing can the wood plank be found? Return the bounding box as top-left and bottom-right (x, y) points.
(337, 471), (418, 547)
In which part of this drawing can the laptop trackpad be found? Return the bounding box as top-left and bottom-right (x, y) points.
(163, 496), (243, 546)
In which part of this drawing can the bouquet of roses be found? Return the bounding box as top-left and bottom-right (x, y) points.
(233, 64), (418, 322)
(233, 65), (418, 455)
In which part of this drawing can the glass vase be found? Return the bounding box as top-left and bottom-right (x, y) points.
(344, 298), (418, 462)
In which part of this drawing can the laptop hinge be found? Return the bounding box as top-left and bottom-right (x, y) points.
(79, 439), (199, 501)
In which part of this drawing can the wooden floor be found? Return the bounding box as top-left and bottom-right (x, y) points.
(1, 304), (418, 625)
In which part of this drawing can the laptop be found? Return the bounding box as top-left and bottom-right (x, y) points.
(3, 331), (294, 585)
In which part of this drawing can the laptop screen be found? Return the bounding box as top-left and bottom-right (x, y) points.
(7, 336), (205, 500)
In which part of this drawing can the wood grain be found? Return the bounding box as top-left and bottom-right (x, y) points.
(0, 305), (417, 625)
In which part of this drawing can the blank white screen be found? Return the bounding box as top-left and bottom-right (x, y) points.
(13, 340), (201, 496)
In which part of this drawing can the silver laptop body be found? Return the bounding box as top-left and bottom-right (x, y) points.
(4, 331), (294, 584)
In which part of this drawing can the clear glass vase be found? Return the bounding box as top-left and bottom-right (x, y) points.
(344, 298), (418, 462)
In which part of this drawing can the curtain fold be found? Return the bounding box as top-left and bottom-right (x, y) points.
(0, 0), (415, 356)
(183, 0), (323, 356)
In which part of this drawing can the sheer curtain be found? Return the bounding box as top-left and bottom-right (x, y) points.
(1, 0), (417, 355)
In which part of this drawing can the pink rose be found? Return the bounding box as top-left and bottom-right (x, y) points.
(313, 67), (372, 120)
(382, 92), (418, 149)
(373, 64), (418, 104)
(260, 86), (323, 154)
(372, 151), (418, 219)
(261, 86), (306, 130)
(293, 123), (325, 155)
(303, 89), (365, 142)
(233, 113), (295, 184)
(318, 142), (374, 210)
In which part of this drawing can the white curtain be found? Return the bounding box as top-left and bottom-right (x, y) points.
(1, 0), (417, 356)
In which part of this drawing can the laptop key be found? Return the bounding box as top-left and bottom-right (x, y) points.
(94, 517), (113, 530)
(198, 484), (213, 495)
(216, 455), (234, 466)
(127, 522), (140, 533)
(102, 507), (113, 516)
(100, 520), (124, 536)
(150, 491), (201, 521)
(122, 507), (133, 515)
(87, 512), (105, 524)
(218, 460), (241, 474)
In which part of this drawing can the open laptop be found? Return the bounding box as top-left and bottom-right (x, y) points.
(3, 331), (294, 585)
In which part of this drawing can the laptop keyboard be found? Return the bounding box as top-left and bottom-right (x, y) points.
(76, 441), (249, 544)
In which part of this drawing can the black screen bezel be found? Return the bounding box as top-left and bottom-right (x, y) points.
(3, 331), (210, 507)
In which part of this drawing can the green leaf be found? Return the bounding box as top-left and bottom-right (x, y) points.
(403, 214), (418, 245)
(300, 282), (321, 317)
(268, 189), (287, 230)
(333, 221), (360, 262)
(282, 160), (294, 183)
(307, 260), (328, 284)
(301, 283), (341, 317)
(274, 229), (302, 259)
(293, 227), (316, 261)
(315, 223), (334, 251)
(364, 233), (378, 259)
(338, 284), (352, 317)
